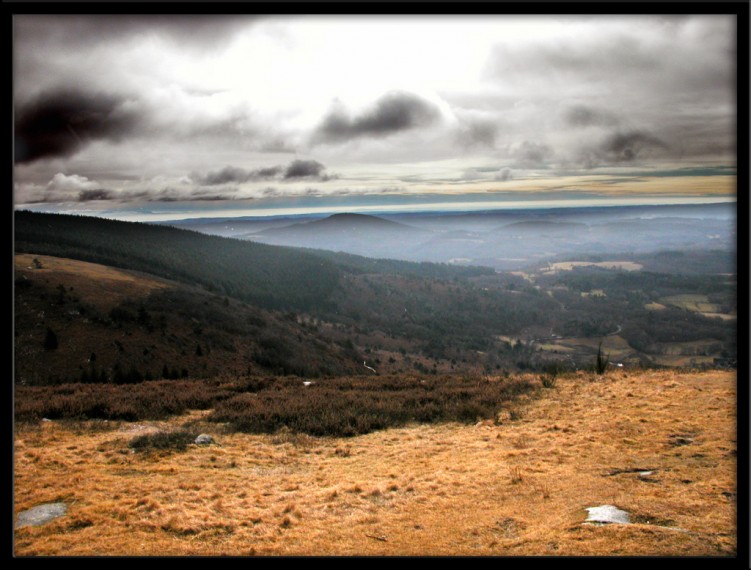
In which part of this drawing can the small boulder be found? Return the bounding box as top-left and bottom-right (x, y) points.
(194, 434), (215, 446)
(16, 503), (67, 529)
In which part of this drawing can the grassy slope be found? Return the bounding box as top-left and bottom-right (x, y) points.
(14, 369), (736, 556)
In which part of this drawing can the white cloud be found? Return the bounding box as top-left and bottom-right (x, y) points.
(46, 173), (101, 192)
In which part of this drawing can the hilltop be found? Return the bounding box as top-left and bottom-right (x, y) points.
(274, 212), (420, 232)
(251, 212), (428, 257)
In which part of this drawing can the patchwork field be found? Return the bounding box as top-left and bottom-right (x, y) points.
(544, 261), (644, 274)
(659, 294), (720, 313)
(14, 370), (736, 556)
(656, 294), (737, 323)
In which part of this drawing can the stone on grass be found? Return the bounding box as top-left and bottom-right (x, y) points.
(16, 503), (67, 529)
(195, 434), (215, 445)
(584, 505), (631, 525)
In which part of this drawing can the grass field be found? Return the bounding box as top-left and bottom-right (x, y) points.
(656, 295), (736, 322)
(659, 294), (719, 313)
(14, 370), (736, 556)
(544, 335), (634, 362)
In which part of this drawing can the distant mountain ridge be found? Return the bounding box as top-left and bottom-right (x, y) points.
(259, 212), (426, 236)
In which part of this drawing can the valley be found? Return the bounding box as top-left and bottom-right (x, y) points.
(14, 208), (737, 386)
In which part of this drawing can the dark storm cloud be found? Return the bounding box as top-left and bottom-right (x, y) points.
(564, 105), (619, 128)
(196, 165), (283, 186)
(314, 92), (440, 143)
(284, 160), (331, 180)
(601, 131), (667, 163)
(15, 89), (139, 163)
(194, 160), (334, 186)
(574, 130), (669, 169)
(78, 189), (114, 202)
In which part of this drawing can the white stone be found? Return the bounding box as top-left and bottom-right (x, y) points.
(17, 503), (67, 528)
(585, 505), (631, 525)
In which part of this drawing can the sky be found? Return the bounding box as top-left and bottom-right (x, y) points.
(13, 14), (738, 221)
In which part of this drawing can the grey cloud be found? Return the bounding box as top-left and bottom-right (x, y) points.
(261, 187), (281, 198)
(484, 18), (734, 112)
(284, 159), (332, 180)
(494, 168), (513, 182)
(456, 118), (498, 149)
(314, 92), (440, 143)
(196, 165), (283, 186)
(78, 189), (114, 202)
(564, 105), (619, 128)
(15, 89), (139, 163)
(195, 160), (334, 185)
(511, 141), (553, 167)
(574, 129), (669, 169)
(601, 131), (667, 162)
(459, 168), (485, 181)
(487, 34), (658, 83)
(15, 15), (250, 53)
(146, 187), (242, 202)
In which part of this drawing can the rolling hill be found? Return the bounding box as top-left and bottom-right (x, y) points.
(251, 212), (430, 258)
(14, 253), (363, 384)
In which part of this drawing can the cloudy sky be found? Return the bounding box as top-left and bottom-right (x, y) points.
(13, 14), (737, 221)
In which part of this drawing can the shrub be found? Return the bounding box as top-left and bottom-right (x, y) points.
(540, 375), (557, 389)
(15, 379), (239, 422)
(594, 341), (610, 375)
(16, 374), (539, 438)
(210, 374), (537, 437)
(128, 429), (198, 452)
(540, 361), (566, 388)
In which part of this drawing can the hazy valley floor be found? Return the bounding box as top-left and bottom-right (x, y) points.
(14, 370), (736, 556)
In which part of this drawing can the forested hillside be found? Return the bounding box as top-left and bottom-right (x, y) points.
(14, 211), (736, 385)
(15, 211), (491, 311)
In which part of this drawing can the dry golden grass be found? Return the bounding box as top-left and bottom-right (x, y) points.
(15, 254), (169, 311)
(14, 370), (736, 556)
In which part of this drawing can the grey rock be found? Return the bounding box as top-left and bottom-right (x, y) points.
(584, 505), (631, 525)
(16, 503), (67, 529)
(195, 434), (215, 445)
